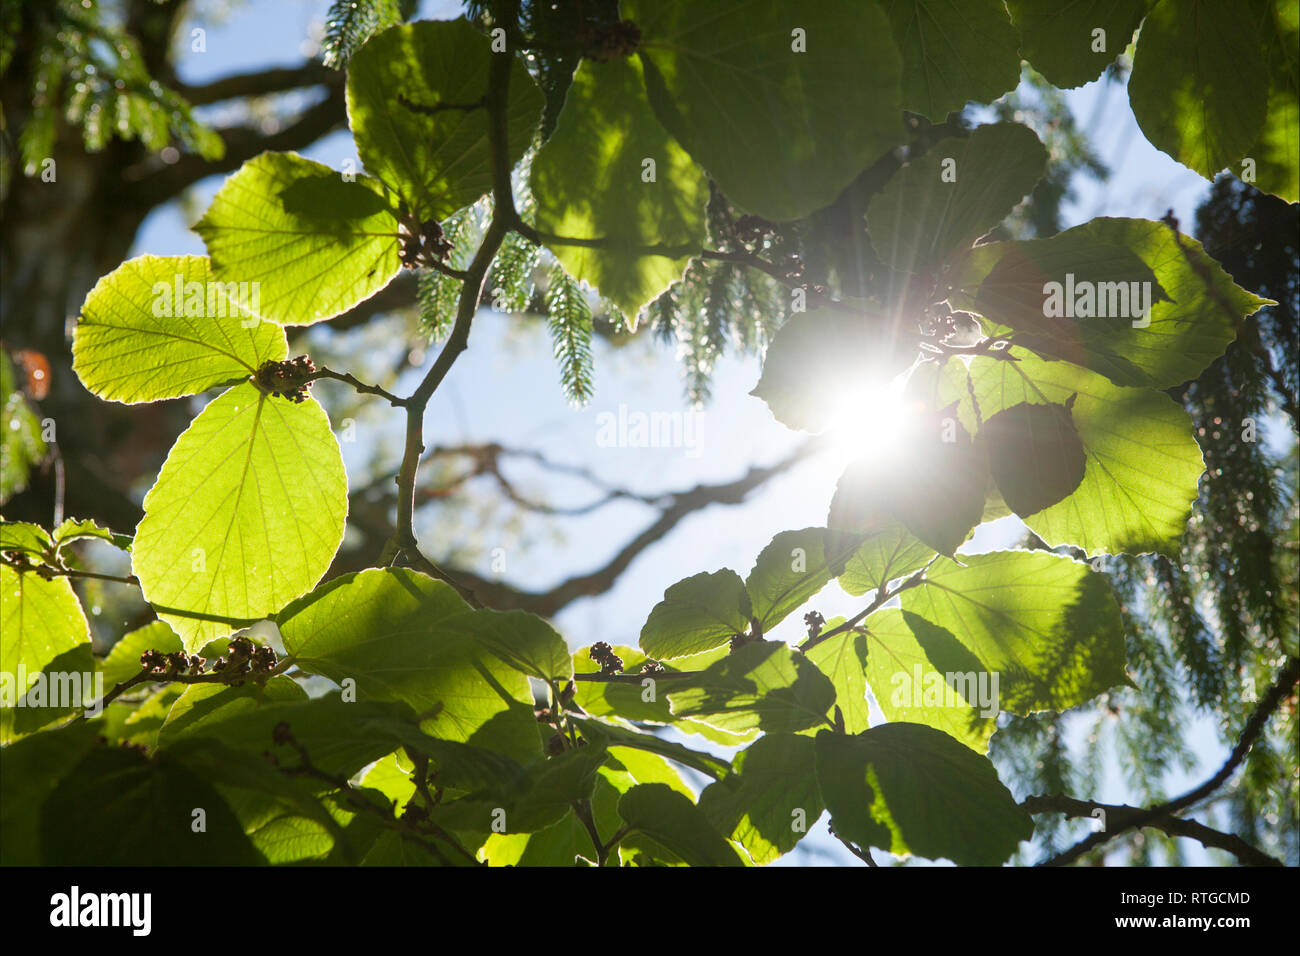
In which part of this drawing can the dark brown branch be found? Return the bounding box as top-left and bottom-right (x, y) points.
(1023, 794), (1284, 867)
(829, 824), (878, 866)
(464, 442), (818, 618)
(308, 367), (407, 407)
(174, 62), (338, 105)
(1040, 655), (1299, 866)
(137, 79), (346, 202)
(328, 271), (419, 331)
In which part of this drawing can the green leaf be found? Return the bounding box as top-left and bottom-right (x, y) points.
(980, 400), (1087, 517)
(0, 564), (91, 685)
(1128, 0), (1270, 181)
(1245, 0), (1300, 202)
(698, 733), (824, 864)
(961, 218), (1271, 389)
(276, 567), (541, 762)
(861, 608), (997, 753)
(158, 676), (308, 744)
(132, 383), (347, 651)
(804, 623), (872, 735)
(628, 0), (904, 221)
(447, 607), (572, 684)
(40, 745), (264, 864)
(668, 641), (836, 734)
(531, 56), (708, 323)
(828, 418), (985, 557)
(100, 621), (182, 690)
(73, 255), (287, 402)
(639, 569), (752, 660)
(617, 783), (743, 866)
(868, 123), (1048, 272)
(481, 773), (625, 866)
(836, 523), (935, 597)
(750, 308), (917, 432)
(744, 527), (861, 635)
(51, 518), (132, 554)
(0, 521), (51, 558)
(900, 550), (1132, 713)
(815, 723), (1033, 864)
(159, 693), (436, 780)
(1006, 0), (1147, 89)
(164, 736), (347, 864)
(941, 350), (1206, 556)
(98, 684), (185, 751)
(194, 152), (403, 326)
(360, 828), (446, 866)
(1, 644), (97, 742)
(602, 747), (694, 798)
(345, 19), (543, 221)
(570, 714), (731, 781)
(433, 744), (609, 836)
(573, 644), (674, 723)
(0, 721), (101, 864)
(881, 0), (1021, 119)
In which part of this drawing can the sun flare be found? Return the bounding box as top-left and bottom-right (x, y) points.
(821, 371), (918, 467)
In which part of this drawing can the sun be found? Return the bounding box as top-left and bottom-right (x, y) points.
(820, 370), (918, 467)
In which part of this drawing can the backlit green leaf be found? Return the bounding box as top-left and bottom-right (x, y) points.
(941, 349), (1206, 556)
(346, 19), (543, 221)
(276, 568), (541, 762)
(881, 0), (1021, 119)
(815, 723), (1033, 864)
(617, 782), (743, 866)
(1129, 0), (1270, 181)
(73, 255), (286, 402)
(195, 152), (403, 325)
(668, 641), (835, 734)
(868, 123), (1048, 272)
(531, 56), (708, 324)
(1006, 0), (1147, 89)
(0, 564), (91, 687)
(639, 569), (751, 660)
(132, 382), (348, 651)
(900, 550), (1132, 713)
(628, 0), (904, 222)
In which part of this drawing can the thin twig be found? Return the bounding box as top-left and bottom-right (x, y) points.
(800, 558), (936, 653)
(308, 367), (407, 407)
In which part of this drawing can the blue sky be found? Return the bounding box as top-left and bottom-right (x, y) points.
(124, 0), (1268, 865)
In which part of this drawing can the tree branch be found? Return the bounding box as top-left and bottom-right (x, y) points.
(1022, 794), (1284, 866)
(1038, 655), (1299, 866)
(308, 366), (407, 407)
(174, 62), (339, 105)
(136, 78), (346, 202)
(384, 28), (519, 608)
